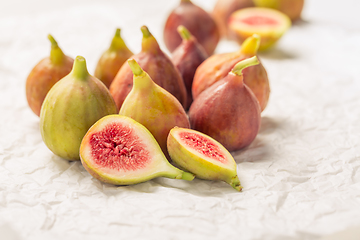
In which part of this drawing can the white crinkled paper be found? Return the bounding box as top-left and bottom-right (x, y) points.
(1, 0), (360, 239)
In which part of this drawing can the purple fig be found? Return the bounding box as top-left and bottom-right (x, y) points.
(171, 25), (209, 110)
(26, 34), (74, 116)
(119, 59), (190, 158)
(163, 0), (220, 56)
(80, 115), (194, 185)
(94, 28), (134, 88)
(109, 26), (187, 109)
(189, 56), (261, 152)
(40, 56), (118, 160)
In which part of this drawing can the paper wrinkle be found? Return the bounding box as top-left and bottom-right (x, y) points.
(1, 0), (360, 239)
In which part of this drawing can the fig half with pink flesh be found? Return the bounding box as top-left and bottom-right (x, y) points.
(80, 115), (194, 185)
(119, 59), (190, 158)
(228, 7), (291, 51)
(167, 127), (242, 191)
(189, 56), (261, 152)
(192, 34), (270, 111)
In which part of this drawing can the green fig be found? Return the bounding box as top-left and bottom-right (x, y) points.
(119, 59), (190, 158)
(167, 127), (242, 191)
(26, 34), (74, 116)
(40, 56), (118, 161)
(80, 115), (195, 185)
(94, 28), (133, 88)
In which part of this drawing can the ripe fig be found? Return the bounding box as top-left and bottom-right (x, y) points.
(40, 56), (118, 161)
(253, 0), (304, 21)
(167, 127), (242, 191)
(94, 28), (134, 88)
(80, 115), (195, 185)
(120, 59), (190, 158)
(163, 0), (220, 56)
(189, 56), (261, 152)
(26, 34), (74, 116)
(171, 25), (208, 110)
(192, 34), (270, 111)
(212, 0), (254, 38)
(228, 7), (291, 51)
(109, 26), (187, 109)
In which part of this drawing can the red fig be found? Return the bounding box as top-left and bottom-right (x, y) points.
(171, 25), (208, 110)
(253, 0), (305, 21)
(80, 115), (194, 185)
(192, 34), (270, 111)
(189, 56), (261, 152)
(109, 26), (187, 109)
(94, 28), (133, 88)
(212, 0), (255, 38)
(26, 34), (74, 116)
(119, 59), (190, 158)
(163, 0), (220, 56)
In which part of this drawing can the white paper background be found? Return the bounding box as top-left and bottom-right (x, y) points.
(1, 0), (360, 239)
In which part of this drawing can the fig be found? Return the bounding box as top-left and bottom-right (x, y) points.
(192, 34), (270, 111)
(189, 56), (261, 152)
(94, 28), (134, 88)
(26, 34), (74, 116)
(212, 0), (255, 38)
(228, 7), (291, 51)
(171, 25), (208, 110)
(167, 127), (242, 191)
(80, 115), (195, 185)
(163, 0), (220, 56)
(40, 56), (118, 161)
(253, 0), (304, 21)
(119, 59), (190, 158)
(109, 26), (187, 109)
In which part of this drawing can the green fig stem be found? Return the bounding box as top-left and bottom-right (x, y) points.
(180, 171), (195, 181)
(240, 34), (261, 56)
(127, 59), (154, 90)
(229, 175), (242, 191)
(181, 0), (192, 3)
(177, 25), (192, 41)
(109, 28), (127, 51)
(141, 25), (152, 38)
(141, 26), (160, 54)
(48, 34), (65, 65)
(128, 59), (144, 77)
(71, 56), (90, 80)
(231, 56), (259, 76)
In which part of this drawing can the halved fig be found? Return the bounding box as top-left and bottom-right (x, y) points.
(80, 115), (194, 186)
(228, 7), (291, 51)
(167, 127), (242, 191)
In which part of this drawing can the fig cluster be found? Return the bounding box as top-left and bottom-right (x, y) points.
(24, 0), (300, 191)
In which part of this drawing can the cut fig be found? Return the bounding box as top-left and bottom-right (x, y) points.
(80, 115), (194, 185)
(167, 127), (242, 191)
(228, 7), (291, 51)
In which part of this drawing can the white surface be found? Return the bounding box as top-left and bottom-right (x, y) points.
(1, 0), (360, 239)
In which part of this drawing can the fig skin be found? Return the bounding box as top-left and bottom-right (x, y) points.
(163, 0), (220, 56)
(171, 25), (209, 110)
(253, 0), (304, 21)
(40, 56), (118, 161)
(26, 35), (74, 117)
(228, 7), (291, 51)
(212, 0), (255, 38)
(80, 115), (194, 185)
(189, 56), (261, 152)
(109, 26), (187, 110)
(120, 59), (190, 158)
(192, 34), (270, 111)
(167, 127), (242, 191)
(94, 28), (134, 88)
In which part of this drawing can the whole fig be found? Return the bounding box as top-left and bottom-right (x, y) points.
(40, 56), (118, 160)
(192, 34), (270, 111)
(163, 0), (220, 56)
(189, 56), (261, 152)
(94, 28), (134, 88)
(26, 35), (74, 116)
(171, 25), (208, 110)
(120, 59), (190, 158)
(109, 26), (187, 109)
